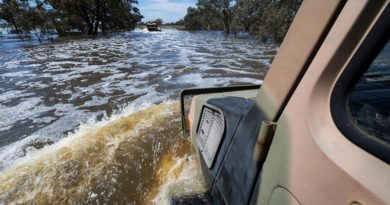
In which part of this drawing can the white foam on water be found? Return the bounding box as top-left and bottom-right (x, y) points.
(0, 90), (33, 102)
(0, 29), (277, 203)
(0, 100), (152, 171)
(0, 29), (274, 173)
(151, 155), (206, 205)
(0, 134), (55, 170)
(1, 70), (35, 77)
(0, 97), (46, 128)
(2, 59), (21, 69)
(0, 101), (207, 204)
(32, 116), (57, 124)
(173, 73), (263, 87)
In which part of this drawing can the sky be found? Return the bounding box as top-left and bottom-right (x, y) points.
(138, 0), (197, 23)
(0, 0), (196, 24)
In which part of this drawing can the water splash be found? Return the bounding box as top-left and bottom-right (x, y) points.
(0, 101), (205, 204)
(0, 29), (275, 151)
(0, 29), (275, 204)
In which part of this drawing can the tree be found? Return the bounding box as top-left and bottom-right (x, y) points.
(182, 0), (301, 43)
(0, 0), (51, 36)
(0, 0), (27, 33)
(251, 0), (301, 43)
(183, 6), (222, 31)
(197, 0), (234, 35)
(232, 0), (262, 32)
(45, 0), (101, 35)
(0, 0), (143, 36)
(99, 0), (143, 33)
(175, 19), (185, 25)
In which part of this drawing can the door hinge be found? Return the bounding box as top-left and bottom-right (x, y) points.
(253, 121), (277, 162)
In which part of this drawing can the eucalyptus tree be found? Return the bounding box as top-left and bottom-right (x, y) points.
(177, 0), (302, 42)
(0, 0), (48, 35)
(251, 0), (301, 43)
(42, 0), (142, 35)
(232, 0), (263, 32)
(0, 0), (142, 36)
(184, 6), (222, 31)
(0, 0), (29, 33)
(197, 0), (234, 35)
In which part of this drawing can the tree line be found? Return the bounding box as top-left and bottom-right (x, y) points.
(0, 0), (143, 37)
(181, 0), (301, 43)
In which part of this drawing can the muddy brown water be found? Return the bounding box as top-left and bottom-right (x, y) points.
(0, 29), (277, 204)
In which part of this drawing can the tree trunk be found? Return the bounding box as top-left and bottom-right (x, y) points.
(93, 20), (99, 35)
(93, 0), (101, 35)
(87, 22), (94, 35)
(244, 21), (250, 32)
(12, 23), (21, 34)
(76, 5), (94, 35)
(101, 20), (106, 35)
(223, 19), (230, 36)
(222, 10), (230, 36)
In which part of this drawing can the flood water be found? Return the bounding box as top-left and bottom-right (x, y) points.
(0, 29), (277, 204)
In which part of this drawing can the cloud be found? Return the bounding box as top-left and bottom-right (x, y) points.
(138, 0), (196, 23)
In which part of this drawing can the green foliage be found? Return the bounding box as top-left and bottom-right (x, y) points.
(45, 0), (143, 35)
(184, 6), (222, 31)
(0, 0), (143, 36)
(0, 0), (26, 33)
(251, 0), (301, 43)
(231, 0), (261, 32)
(175, 19), (185, 25)
(197, 0), (234, 35)
(183, 0), (301, 43)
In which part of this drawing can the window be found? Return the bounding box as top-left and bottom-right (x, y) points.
(331, 17), (390, 163)
(348, 41), (390, 144)
(329, 0), (390, 164)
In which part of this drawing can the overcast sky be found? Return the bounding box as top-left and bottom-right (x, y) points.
(138, 0), (197, 23)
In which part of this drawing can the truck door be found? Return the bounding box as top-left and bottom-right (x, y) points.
(255, 0), (390, 204)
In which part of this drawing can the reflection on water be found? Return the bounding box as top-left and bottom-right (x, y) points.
(0, 28), (276, 203)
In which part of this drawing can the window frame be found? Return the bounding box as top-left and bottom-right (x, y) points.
(331, 4), (390, 163)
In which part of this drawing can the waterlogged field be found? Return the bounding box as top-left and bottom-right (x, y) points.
(0, 29), (277, 204)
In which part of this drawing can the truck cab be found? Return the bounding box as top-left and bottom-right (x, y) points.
(180, 0), (390, 204)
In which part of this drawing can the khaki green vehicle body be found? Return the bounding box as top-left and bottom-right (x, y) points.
(183, 0), (390, 204)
